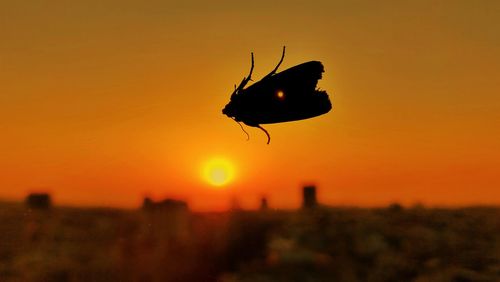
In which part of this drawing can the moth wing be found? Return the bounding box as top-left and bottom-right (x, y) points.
(237, 61), (332, 125)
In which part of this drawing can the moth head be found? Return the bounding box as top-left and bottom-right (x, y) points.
(223, 97), (245, 123)
(222, 101), (235, 118)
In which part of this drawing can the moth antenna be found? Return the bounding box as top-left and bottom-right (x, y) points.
(263, 46), (286, 80)
(256, 124), (271, 144)
(233, 119), (250, 141)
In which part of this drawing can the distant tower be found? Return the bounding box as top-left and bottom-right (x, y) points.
(260, 197), (268, 210)
(142, 197), (153, 210)
(302, 185), (317, 209)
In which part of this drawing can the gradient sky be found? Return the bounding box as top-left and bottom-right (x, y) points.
(1, 0), (499, 210)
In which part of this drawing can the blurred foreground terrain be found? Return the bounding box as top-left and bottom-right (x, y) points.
(0, 201), (498, 282)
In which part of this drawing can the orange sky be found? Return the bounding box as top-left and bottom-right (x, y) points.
(1, 1), (499, 210)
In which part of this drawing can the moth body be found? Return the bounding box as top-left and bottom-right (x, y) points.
(223, 47), (332, 144)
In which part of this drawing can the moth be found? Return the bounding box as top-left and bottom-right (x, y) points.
(222, 47), (332, 144)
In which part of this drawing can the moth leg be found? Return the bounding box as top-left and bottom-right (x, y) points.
(232, 52), (255, 97)
(263, 46), (286, 80)
(256, 124), (271, 144)
(233, 118), (250, 141)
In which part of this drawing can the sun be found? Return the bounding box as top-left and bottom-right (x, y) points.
(202, 157), (235, 187)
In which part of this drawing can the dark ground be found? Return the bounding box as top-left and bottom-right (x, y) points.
(0, 202), (498, 282)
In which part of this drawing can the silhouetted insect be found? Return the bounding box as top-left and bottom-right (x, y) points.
(222, 47), (332, 144)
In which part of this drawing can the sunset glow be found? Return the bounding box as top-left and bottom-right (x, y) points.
(0, 1), (499, 210)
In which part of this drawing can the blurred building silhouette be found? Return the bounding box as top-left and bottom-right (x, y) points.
(260, 197), (268, 210)
(25, 193), (51, 209)
(302, 185), (317, 208)
(142, 197), (188, 212)
(142, 197), (190, 246)
(387, 202), (404, 212)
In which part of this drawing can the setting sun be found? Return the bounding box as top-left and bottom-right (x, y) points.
(202, 158), (235, 187)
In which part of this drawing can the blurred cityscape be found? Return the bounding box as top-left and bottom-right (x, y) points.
(0, 186), (499, 281)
